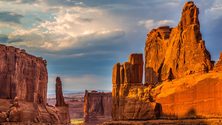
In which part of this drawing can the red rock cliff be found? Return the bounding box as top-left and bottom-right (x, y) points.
(145, 1), (213, 86)
(0, 45), (47, 104)
(0, 45), (70, 124)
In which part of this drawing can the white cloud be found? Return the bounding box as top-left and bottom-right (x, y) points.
(75, 2), (83, 5)
(7, 27), (124, 51)
(205, 5), (222, 19)
(0, 21), (22, 29)
(138, 19), (175, 30)
(5, 6), (125, 51)
(22, 9), (29, 13)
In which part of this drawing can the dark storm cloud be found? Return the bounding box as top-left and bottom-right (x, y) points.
(7, 38), (24, 43)
(0, 34), (24, 44)
(0, 34), (8, 43)
(0, 11), (23, 24)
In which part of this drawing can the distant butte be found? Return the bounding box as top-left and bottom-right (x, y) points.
(108, 1), (222, 124)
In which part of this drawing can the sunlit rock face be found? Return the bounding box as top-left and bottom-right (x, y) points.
(84, 90), (112, 125)
(111, 1), (222, 122)
(0, 46), (70, 124)
(145, 1), (213, 86)
(152, 72), (222, 119)
(112, 54), (159, 120)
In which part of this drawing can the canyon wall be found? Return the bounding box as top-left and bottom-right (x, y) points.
(84, 90), (112, 125)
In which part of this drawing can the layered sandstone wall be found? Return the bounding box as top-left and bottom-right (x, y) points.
(145, 1), (213, 86)
(84, 90), (112, 125)
(152, 72), (222, 119)
(112, 54), (159, 121)
(0, 44), (48, 104)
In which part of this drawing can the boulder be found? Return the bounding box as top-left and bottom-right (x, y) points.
(8, 97), (23, 122)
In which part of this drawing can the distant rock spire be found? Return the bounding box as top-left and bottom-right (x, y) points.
(55, 77), (66, 106)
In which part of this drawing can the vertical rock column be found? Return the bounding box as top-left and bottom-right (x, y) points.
(55, 77), (66, 106)
(112, 53), (144, 120)
(112, 63), (120, 120)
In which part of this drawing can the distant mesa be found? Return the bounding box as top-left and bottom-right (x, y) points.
(108, 1), (222, 124)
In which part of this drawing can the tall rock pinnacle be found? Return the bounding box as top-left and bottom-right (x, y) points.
(145, 1), (213, 86)
(55, 77), (66, 106)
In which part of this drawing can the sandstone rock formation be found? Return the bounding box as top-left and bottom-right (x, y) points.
(8, 97), (23, 122)
(0, 45), (70, 124)
(145, 1), (213, 86)
(84, 90), (112, 125)
(152, 72), (222, 119)
(0, 45), (48, 104)
(111, 1), (222, 122)
(112, 54), (159, 121)
(55, 77), (70, 123)
(0, 96), (23, 122)
(56, 77), (67, 106)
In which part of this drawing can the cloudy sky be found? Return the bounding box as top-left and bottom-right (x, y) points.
(0, 0), (222, 93)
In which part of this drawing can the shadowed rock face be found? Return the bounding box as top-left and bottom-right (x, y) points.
(0, 45), (70, 124)
(84, 90), (112, 125)
(145, 1), (213, 86)
(0, 45), (48, 104)
(56, 77), (66, 106)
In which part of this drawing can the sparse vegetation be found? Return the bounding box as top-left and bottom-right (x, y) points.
(71, 118), (84, 124)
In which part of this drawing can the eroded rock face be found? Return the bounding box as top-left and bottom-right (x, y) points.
(56, 77), (66, 106)
(8, 97), (23, 122)
(0, 45), (70, 124)
(84, 90), (112, 125)
(111, 1), (222, 122)
(145, 1), (213, 86)
(0, 45), (48, 104)
(112, 54), (159, 121)
(152, 72), (222, 119)
(55, 77), (70, 123)
(0, 96), (23, 122)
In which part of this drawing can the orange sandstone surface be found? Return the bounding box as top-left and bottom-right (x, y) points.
(110, 1), (222, 124)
